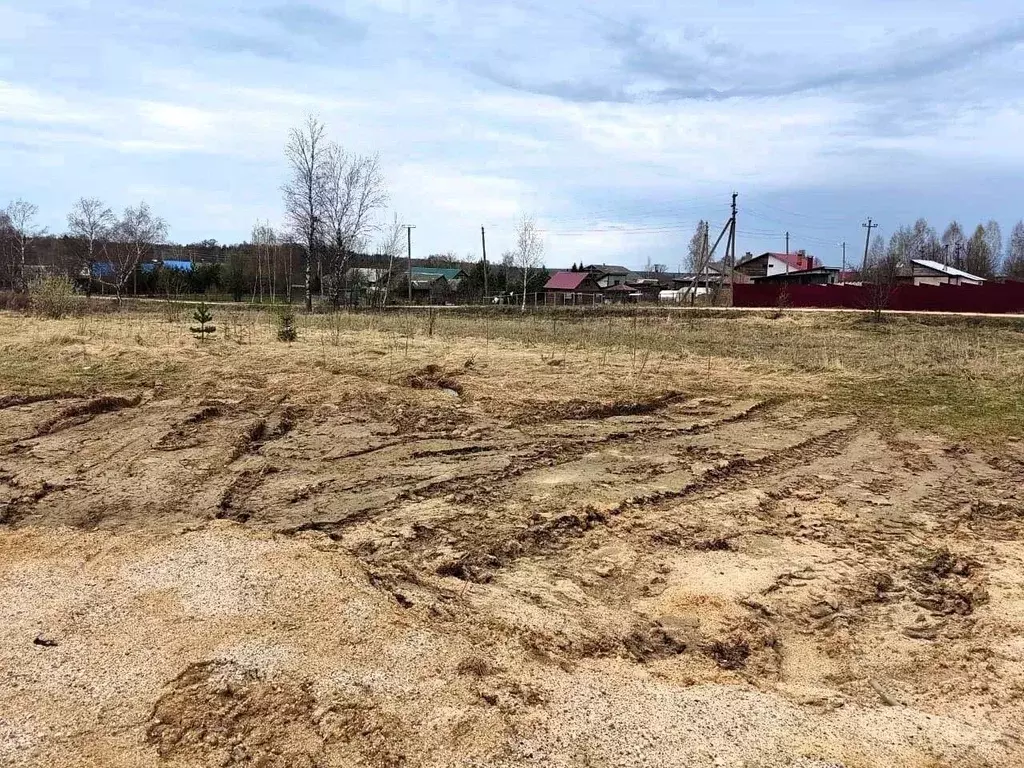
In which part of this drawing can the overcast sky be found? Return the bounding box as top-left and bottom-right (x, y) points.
(3, 0), (1024, 269)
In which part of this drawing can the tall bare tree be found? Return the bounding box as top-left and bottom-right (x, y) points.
(907, 218), (941, 262)
(321, 144), (388, 304)
(377, 213), (405, 308)
(684, 220), (711, 304)
(863, 234), (899, 321)
(282, 114), (328, 312)
(251, 220), (278, 302)
(108, 202), (168, 302)
(983, 220), (1003, 274)
(966, 224), (996, 278)
(1007, 221), (1024, 280)
(67, 197), (115, 277)
(511, 214), (543, 311)
(0, 210), (14, 288)
(5, 199), (45, 292)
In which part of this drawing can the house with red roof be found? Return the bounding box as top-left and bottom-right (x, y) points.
(735, 251), (817, 279)
(543, 271), (603, 305)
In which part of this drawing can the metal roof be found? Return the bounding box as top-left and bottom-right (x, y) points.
(544, 271), (594, 290)
(412, 267), (465, 279)
(911, 259), (986, 282)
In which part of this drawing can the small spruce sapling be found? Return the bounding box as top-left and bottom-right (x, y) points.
(190, 302), (216, 341)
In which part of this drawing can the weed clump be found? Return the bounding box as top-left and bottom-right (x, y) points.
(30, 276), (83, 319)
(277, 307), (298, 342)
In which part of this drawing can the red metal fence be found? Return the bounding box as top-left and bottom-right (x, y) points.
(733, 282), (1024, 314)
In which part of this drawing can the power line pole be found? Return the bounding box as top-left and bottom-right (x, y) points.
(481, 225), (488, 301)
(727, 192), (737, 301)
(785, 231), (790, 255)
(861, 218), (877, 272)
(840, 241), (847, 283)
(405, 225), (415, 302)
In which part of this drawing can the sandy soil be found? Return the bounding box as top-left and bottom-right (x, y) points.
(1, 317), (1023, 767)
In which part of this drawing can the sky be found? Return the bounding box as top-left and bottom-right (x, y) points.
(3, 0), (1024, 270)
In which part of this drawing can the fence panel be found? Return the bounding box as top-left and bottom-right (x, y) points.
(733, 283), (1024, 314)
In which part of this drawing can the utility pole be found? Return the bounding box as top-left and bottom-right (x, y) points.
(943, 243), (951, 266)
(481, 226), (488, 300)
(785, 231), (790, 255)
(727, 192), (737, 300)
(840, 241), (847, 283)
(405, 225), (415, 302)
(861, 218), (877, 272)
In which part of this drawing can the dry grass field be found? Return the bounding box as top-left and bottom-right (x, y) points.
(1, 304), (1023, 767)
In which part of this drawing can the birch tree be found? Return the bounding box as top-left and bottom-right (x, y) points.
(377, 213), (405, 308)
(282, 114), (328, 312)
(108, 202), (167, 302)
(251, 220), (278, 302)
(5, 199), (45, 292)
(684, 219), (710, 304)
(511, 214), (543, 311)
(67, 197), (115, 277)
(321, 145), (387, 304)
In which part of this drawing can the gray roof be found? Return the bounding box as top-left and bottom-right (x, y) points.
(584, 264), (631, 275)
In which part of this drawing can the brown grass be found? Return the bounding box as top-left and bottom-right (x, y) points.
(1, 305), (1021, 443)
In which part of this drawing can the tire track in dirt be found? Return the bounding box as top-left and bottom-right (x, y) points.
(424, 423), (860, 583)
(0, 391), (77, 410)
(275, 399), (776, 540)
(1, 394), (143, 448)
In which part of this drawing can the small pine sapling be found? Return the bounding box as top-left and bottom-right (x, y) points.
(277, 307), (298, 342)
(190, 302), (216, 341)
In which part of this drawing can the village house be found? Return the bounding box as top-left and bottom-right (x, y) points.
(582, 264), (633, 288)
(412, 266), (468, 288)
(543, 271), (603, 305)
(752, 266), (843, 285)
(735, 251), (817, 279)
(905, 260), (986, 286)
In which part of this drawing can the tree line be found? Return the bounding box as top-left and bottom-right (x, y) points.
(7, 117), (1024, 307)
(1, 114), (549, 307)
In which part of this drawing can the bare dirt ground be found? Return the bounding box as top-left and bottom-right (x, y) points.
(1, 307), (1023, 767)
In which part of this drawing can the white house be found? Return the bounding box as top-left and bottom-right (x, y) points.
(908, 260), (986, 286)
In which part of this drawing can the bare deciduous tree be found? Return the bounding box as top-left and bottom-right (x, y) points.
(511, 214), (543, 311)
(321, 145), (387, 304)
(108, 202), (167, 302)
(966, 224), (996, 278)
(282, 114), (328, 312)
(683, 220), (712, 304)
(377, 213), (405, 308)
(67, 197), (115, 277)
(863, 233), (899, 321)
(5, 199), (45, 292)
(908, 218), (941, 262)
(1006, 221), (1024, 280)
(251, 220), (279, 302)
(983, 220), (1003, 274)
